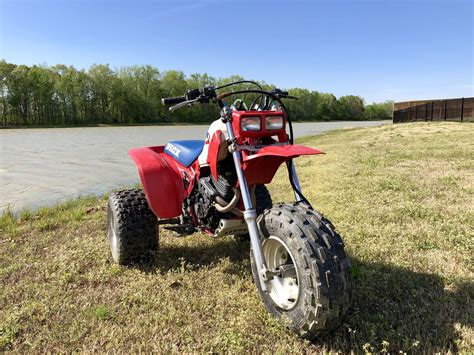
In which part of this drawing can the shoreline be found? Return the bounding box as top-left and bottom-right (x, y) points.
(0, 119), (388, 130)
(0, 122), (391, 216)
(0, 122), (209, 129)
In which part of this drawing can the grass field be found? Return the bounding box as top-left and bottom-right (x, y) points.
(1, 122), (473, 352)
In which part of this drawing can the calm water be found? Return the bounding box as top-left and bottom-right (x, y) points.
(0, 121), (388, 213)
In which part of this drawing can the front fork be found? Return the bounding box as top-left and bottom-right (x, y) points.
(223, 113), (303, 292)
(224, 119), (269, 291)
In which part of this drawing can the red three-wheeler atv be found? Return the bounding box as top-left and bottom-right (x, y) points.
(106, 81), (352, 338)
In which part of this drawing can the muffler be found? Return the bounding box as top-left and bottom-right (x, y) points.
(214, 218), (248, 237)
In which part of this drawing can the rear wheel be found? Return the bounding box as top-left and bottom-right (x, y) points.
(251, 202), (352, 339)
(107, 188), (158, 265)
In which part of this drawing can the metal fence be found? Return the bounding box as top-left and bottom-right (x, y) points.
(393, 97), (474, 123)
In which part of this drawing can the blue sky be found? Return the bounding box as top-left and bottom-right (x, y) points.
(1, 0), (472, 103)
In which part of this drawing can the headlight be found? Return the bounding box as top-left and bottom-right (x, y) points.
(241, 116), (261, 131)
(265, 115), (284, 130)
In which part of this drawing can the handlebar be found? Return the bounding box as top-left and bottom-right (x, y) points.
(216, 89), (297, 101)
(161, 83), (297, 112)
(161, 96), (186, 106)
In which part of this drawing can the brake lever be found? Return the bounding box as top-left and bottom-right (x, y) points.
(169, 98), (199, 112)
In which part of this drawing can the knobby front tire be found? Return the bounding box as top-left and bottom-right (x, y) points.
(251, 202), (352, 339)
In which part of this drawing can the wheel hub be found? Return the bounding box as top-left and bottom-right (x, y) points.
(262, 236), (300, 310)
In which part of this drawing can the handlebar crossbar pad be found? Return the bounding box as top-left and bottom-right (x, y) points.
(161, 96), (186, 105)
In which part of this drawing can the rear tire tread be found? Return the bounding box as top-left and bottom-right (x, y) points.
(107, 188), (158, 265)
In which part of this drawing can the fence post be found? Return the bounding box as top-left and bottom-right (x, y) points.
(461, 97), (464, 122)
(444, 100), (448, 121)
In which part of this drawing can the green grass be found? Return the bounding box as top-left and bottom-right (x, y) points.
(1, 122), (472, 352)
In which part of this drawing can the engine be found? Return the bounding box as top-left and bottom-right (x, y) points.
(193, 174), (235, 231)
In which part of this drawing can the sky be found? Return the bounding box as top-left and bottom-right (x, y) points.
(0, 0), (472, 103)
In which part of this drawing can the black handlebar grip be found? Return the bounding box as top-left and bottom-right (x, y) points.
(161, 96), (186, 106)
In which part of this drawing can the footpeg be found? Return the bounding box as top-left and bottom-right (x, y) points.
(164, 224), (195, 236)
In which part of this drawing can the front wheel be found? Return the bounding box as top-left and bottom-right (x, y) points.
(251, 203), (352, 339)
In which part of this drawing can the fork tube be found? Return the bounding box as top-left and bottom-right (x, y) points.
(225, 120), (268, 292)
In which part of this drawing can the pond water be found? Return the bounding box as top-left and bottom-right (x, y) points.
(0, 120), (388, 213)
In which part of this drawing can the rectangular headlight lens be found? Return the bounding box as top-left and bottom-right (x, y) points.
(265, 115), (284, 130)
(241, 116), (261, 131)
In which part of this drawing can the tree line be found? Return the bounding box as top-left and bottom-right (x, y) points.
(0, 60), (393, 127)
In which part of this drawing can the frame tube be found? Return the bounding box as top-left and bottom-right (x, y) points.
(288, 160), (303, 202)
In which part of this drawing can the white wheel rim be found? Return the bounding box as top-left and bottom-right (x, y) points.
(108, 207), (119, 261)
(262, 236), (300, 310)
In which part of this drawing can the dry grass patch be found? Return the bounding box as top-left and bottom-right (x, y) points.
(1, 122), (473, 352)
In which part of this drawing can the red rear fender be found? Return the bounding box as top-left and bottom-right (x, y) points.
(128, 146), (195, 218)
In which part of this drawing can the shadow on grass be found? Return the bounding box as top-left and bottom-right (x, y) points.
(132, 237), (472, 352)
(134, 237), (250, 274)
(315, 259), (473, 353)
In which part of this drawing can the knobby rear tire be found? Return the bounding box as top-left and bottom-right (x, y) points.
(251, 202), (352, 339)
(107, 188), (158, 265)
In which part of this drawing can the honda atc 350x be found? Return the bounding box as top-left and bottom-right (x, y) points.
(106, 81), (352, 338)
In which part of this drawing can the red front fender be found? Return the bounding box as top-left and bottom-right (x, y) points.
(244, 144), (323, 161)
(128, 146), (192, 218)
(242, 144), (323, 185)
